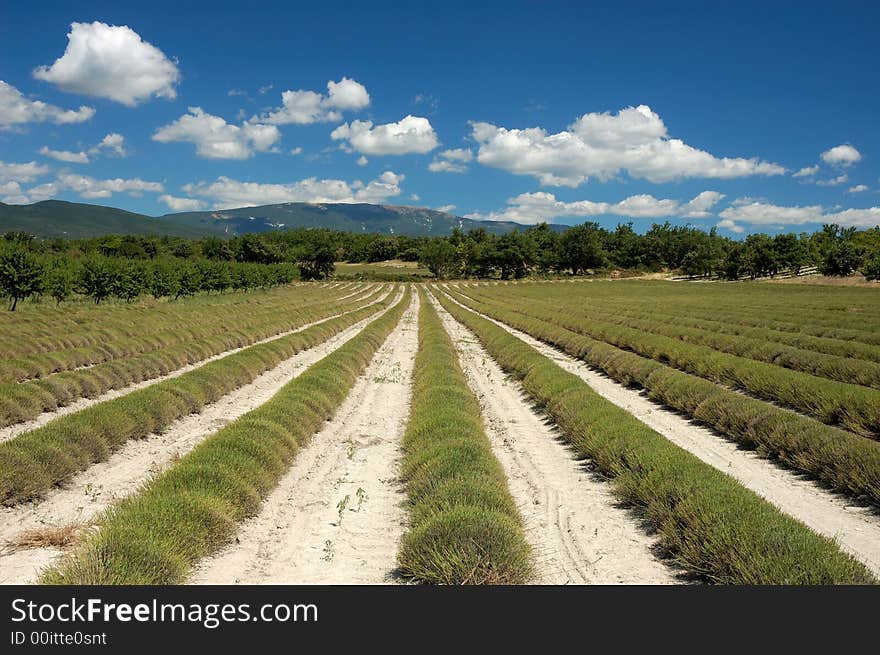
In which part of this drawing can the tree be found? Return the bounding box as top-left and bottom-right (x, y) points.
(492, 231), (532, 279)
(816, 224), (863, 276)
(365, 237), (398, 263)
(174, 261), (202, 299)
(112, 260), (148, 302)
(0, 245), (44, 310)
(234, 234), (282, 264)
(560, 223), (608, 274)
(527, 223), (561, 273)
(862, 249), (880, 281)
(78, 257), (115, 304)
(821, 240), (862, 276)
(297, 233), (335, 280)
(44, 260), (73, 305)
(148, 259), (181, 298)
(202, 237), (234, 261)
(419, 239), (457, 279)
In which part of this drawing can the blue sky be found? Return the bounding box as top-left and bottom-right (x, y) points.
(1, 0), (879, 235)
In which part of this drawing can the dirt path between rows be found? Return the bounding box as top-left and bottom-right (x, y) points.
(0, 285), (384, 444)
(428, 292), (679, 584)
(191, 293), (418, 584)
(0, 289), (402, 584)
(437, 287), (880, 577)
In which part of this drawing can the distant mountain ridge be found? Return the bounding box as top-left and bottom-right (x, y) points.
(0, 199), (555, 238)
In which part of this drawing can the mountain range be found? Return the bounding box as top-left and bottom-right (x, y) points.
(0, 200), (550, 239)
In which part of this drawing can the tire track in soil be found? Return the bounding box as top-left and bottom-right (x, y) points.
(190, 293), (418, 584)
(0, 285), (385, 444)
(428, 291), (679, 584)
(0, 288), (402, 584)
(437, 287), (880, 578)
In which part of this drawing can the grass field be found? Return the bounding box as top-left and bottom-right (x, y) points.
(1, 278), (879, 585)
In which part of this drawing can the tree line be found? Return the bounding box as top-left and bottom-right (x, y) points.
(2, 220), (879, 309)
(414, 222), (880, 281)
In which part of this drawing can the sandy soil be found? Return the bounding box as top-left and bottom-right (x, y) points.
(762, 274), (879, 287)
(191, 293), (418, 584)
(428, 292), (678, 584)
(0, 288), (401, 584)
(0, 285), (385, 444)
(437, 287), (880, 577)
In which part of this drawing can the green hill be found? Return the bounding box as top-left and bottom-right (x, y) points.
(0, 200), (222, 238)
(0, 199), (554, 239)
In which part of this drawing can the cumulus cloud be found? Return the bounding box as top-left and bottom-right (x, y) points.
(3, 171), (163, 204)
(816, 174), (848, 187)
(153, 107), (281, 159)
(289, 147), (303, 156)
(465, 190), (725, 224)
(821, 144), (861, 167)
(436, 204), (457, 213)
(33, 21), (180, 106)
(0, 80), (94, 130)
(357, 155), (368, 166)
(181, 171), (404, 208)
(257, 77), (369, 125)
(0, 160), (50, 183)
(715, 218), (745, 233)
(848, 184), (868, 193)
(90, 132), (126, 156)
(428, 148), (473, 173)
(793, 165), (819, 178)
(38, 132), (127, 165)
(680, 190), (727, 218)
(719, 198), (880, 229)
(39, 146), (89, 164)
(55, 173), (163, 199)
(159, 194), (206, 212)
(331, 115), (439, 155)
(1, 181), (59, 205)
(470, 105), (786, 187)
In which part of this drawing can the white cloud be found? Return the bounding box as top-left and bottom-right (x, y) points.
(436, 204), (457, 213)
(821, 144), (861, 167)
(816, 174), (848, 187)
(719, 198), (880, 228)
(182, 171), (404, 208)
(2, 181), (59, 204)
(470, 105), (786, 187)
(428, 148), (473, 173)
(409, 193), (420, 202)
(465, 190), (724, 224)
(90, 132), (126, 156)
(0, 80), (94, 130)
(159, 194), (205, 212)
(33, 21), (179, 106)
(39, 146), (89, 164)
(357, 155), (368, 166)
(680, 190), (727, 218)
(258, 84), (273, 95)
(153, 107), (281, 159)
(715, 218), (745, 233)
(848, 184), (868, 193)
(289, 147), (303, 156)
(793, 165), (819, 178)
(0, 160), (50, 183)
(257, 77), (369, 125)
(3, 172), (163, 204)
(331, 115), (439, 155)
(39, 132), (127, 165)
(55, 173), (163, 199)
